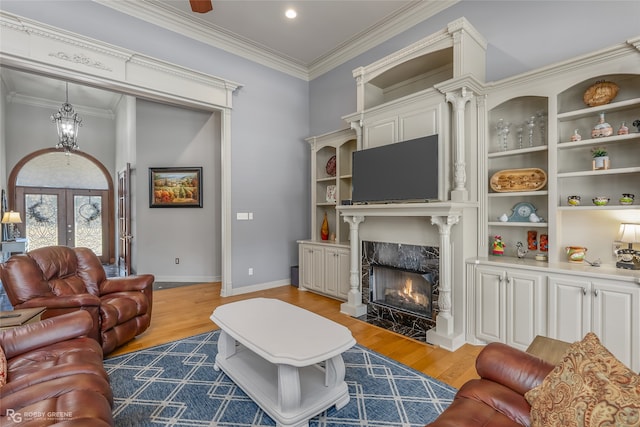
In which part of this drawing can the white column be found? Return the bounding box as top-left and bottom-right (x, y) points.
(446, 87), (473, 202)
(427, 214), (464, 350)
(340, 215), (367, 317)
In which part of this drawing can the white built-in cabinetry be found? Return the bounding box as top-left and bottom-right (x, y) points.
(298, 129), (355, 301)
(300, 17), (640, 357)
(467, 259), (640, 371)
(298, 242), (350, 300)
(471, 37), (640, 368)
(547, 274), (639, 371)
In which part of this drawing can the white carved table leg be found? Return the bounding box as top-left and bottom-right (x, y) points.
(214, 330), (236, 371)
(277, 364), (302, 414)
(325, 355), (349, 409)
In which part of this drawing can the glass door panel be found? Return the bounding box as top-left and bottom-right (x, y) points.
(24, 193), (61, 249)
(73, 195), (103, 256)
(17, 187), (110, 262)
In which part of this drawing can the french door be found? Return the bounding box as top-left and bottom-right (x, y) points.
(117, 164), (132, 276)
(15, 187), (111, 263)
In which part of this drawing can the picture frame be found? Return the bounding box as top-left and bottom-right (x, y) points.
(326, 185), (337, 203)
(149, 167), (202, 208)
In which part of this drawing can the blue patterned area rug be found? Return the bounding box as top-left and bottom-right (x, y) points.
(104, 330), (456, 426)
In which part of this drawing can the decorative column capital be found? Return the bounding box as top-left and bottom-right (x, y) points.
(445, 87), (474, 110)
(431, 215), (460, 234)
(343, 215), (365, 227)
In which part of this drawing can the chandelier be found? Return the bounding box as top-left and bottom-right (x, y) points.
(51, 82), (82, 153)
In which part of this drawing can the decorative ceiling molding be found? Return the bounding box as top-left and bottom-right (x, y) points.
(6, 92), (117, 120)
(308, 1), (459, 80)
(94, 0), (459, 81)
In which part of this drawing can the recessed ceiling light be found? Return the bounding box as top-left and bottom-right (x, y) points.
(285, 8), (297, 19)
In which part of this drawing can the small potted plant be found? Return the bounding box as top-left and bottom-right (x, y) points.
(591, 146), (609, 170)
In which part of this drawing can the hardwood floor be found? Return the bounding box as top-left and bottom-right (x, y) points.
(109, 282), (482, 389)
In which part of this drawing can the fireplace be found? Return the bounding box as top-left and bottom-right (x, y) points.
(371, 266), (433, 318)
(361, 241), (439, 342)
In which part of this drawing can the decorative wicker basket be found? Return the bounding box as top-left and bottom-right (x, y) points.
(583, 81), (619, 107)
(490, 168), (547, 193)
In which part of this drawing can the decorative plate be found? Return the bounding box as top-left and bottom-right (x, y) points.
(490, 168), (547, 193)
(325, 155), (337, 177)
(583, 80), (619, 107)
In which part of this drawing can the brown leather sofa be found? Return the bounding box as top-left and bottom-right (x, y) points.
(426, 342), (556, 427)
(0, 246), (154, 355)
(0, 310), (113, 426)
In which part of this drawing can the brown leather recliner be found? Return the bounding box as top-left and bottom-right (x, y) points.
(425, 342), (555, 427)
(0, 310), (113, 426)
(0, 245), (154, 355)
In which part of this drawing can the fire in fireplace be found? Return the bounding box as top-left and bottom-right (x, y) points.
(371, 266), (432, 318)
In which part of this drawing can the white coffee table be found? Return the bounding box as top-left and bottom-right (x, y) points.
(210, 297), (356, 427)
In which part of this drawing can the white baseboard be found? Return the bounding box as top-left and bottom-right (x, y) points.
(153, 275), (221, 283)
(227, 279), (291, 296)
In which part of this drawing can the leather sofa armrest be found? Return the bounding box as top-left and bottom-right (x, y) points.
(14, 294), (101, 310)
(475, 342), (555, 396)
(0, 310), (95, 359)
(99, 274), (154, 294)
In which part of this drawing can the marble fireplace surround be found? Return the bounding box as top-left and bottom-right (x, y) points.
(337, 202), (465, 349)
(363, 241), (439, 342)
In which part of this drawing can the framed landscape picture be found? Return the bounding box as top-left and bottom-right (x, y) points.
(149, 167), (202, 208)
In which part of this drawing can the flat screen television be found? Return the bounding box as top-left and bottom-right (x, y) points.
(351, 134), (439, 203)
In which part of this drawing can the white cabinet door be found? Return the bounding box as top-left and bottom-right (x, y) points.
(591, 280), (640, 371)
(336, 248), (350, 300)
(547, 275), (590, 343)
(299, 244), (325, 292)
(474, 264), (546, 350)
(324, 248), (339, 295)
(505, 270), (546, 351)
(475, 265), (505, 343)
(325, 247), (350, 300)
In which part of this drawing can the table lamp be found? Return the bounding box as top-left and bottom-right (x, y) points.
(1, 211), (22, 241)
(615, 223), (640, 270)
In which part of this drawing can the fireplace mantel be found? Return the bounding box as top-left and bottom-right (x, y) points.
(337, 201), (477, 350)
(337, 201), (475, 218)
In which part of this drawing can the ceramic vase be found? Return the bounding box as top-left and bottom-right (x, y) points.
(591, 112), (613, 138)
(321, 212), (329, 240)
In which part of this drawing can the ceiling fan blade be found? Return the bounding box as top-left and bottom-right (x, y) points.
(189, 0), (212, 13)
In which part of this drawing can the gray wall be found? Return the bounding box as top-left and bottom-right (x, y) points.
(309, 0), (640, 135)
(135, 100), (221, 281)
(4, 102), (116, 178)
(1, 1), (310, 289)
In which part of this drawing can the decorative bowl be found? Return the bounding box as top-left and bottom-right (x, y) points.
(592, 197), (610, 206)
(568, 195), (581, 206)
(620, 193), (635, 205)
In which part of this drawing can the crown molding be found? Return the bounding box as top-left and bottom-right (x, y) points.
(94, 0), (458, 81)
(93, 0), (310, 80)
(308, 1), (459, 80)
